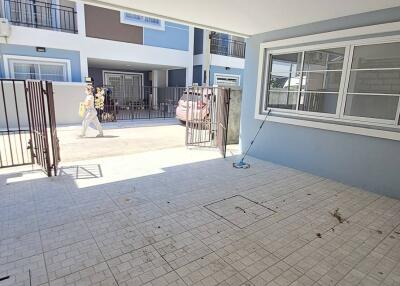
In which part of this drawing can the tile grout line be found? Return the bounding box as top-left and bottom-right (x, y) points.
(330, 209), (400, 285)
(254, 194), (384, 285)
(212, 186), (365, 284)
(33, 181), (51, 286)
(69, 186), (121, 286)
(152, 241), (190, 286)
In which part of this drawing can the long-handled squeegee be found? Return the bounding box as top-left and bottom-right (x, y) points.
(233, 109), (271, 169)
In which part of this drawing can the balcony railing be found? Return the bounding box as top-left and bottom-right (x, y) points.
(210, 36), (246, 59)
(2, 0), (77, 33)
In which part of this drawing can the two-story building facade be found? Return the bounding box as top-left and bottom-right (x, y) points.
(193, 28), (245, 88)
(0, 0), (245, 104)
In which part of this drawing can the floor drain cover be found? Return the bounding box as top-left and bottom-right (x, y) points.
(204, 195), (275, 228)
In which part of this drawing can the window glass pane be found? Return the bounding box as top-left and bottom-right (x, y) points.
(13, 63), (37, 79)
(269, 72), (300, 91)
(344, 94), (399, 120)
(270, 53), (302, 74)
(347, 70), (400, 94)
(40, 64), (65, 81)
(352, 42), (400, 69)
(303, 48), (345, 71)
(266, 91), (298, 110)
(298, 92), (338, 114)
(301, 71), (341, 92)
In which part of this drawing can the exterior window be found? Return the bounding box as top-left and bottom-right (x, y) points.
(262, 40), (400, 128)
(267, 53), (301, 110)
(344, 42), (400, 121)
(8, 58), (69, 82)
(120, 12), (165, 30)
(266, 48), (345, 114)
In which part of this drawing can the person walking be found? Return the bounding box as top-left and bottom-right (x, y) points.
(81, 84), (103, 137)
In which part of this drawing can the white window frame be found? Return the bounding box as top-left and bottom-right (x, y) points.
(102, 70), (144, 87)
(214, 73), (241, 87)
(255, 22), (400, 141)
(3, 55), (71, 82)
(102, 70), (145, 101)
(120, 11), (165, 31)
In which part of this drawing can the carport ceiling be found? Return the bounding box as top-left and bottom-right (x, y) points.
(84, 0), (400, 36)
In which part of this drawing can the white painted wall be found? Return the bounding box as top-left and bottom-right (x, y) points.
(6, 25), (193, 82)
(53, 82), (86, 126)
(0, 82), (85, 129)
(210, 54), (245, 69)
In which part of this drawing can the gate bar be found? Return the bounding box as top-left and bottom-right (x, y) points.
(23, 80), (35, 164)
(1, 80), (14, 165)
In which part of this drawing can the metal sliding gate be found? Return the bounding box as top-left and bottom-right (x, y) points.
(99, 86), (186, 122)
(26, 80), (60, 176)
(185, 86), (230, 157)
(0, 79), (60, 176)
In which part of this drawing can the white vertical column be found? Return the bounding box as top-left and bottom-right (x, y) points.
(152, 70), (159, 108)
(185, 26), (194, 87)
(75, 1), (88, 81)
(75, 0), (86, 37)
(202, 30), (211, 86)
(80, 52), (89, 81)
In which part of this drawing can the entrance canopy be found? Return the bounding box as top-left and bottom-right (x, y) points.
(83, 0), (400, 36)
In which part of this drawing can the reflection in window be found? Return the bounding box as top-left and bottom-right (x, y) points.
(10, 60), (68, 82)
(301, 71), (342, 92)
(344, 94), (398, 120)
(266, 48), (344, 114)
(303, 48), (345, 71)
(267, 91), (298, 110)
(298, 92), (338, 114)
(345, 43), (400, 121)
(351, 42), (400, 69)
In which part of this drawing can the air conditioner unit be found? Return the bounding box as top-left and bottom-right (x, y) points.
(0, 18), (11, 37)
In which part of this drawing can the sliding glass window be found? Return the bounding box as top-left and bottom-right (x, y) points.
(266, 47), (345, 115)
(344, 42), (400, 123)
(263, 39), (400, 128)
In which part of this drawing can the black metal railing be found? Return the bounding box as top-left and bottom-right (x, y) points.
(210, 36), (246, 58)
(96, 86), (186, 122)
(2, 0), (77, 33)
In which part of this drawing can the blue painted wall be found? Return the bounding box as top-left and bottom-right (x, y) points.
(168, 68), (186, 87)
(209, 65), (244, 87)
(193, 28), (203, 55)
(240, 7), (400, 198)
(144, 22), (189, 51)
(0, 44), (81, 82)
(193, 65), (202, 85)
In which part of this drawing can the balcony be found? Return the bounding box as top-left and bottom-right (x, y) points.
(210, 33), (246, 59)
(2, 0), (77, 33)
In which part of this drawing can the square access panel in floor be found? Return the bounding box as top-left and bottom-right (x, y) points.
(204, 195), (276, 228)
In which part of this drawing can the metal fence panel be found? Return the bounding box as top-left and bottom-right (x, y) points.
(185, 86), (230, 157)
(0, 79), (34, 168)
(97, 86), (186, 122)
(26, 80), (59, 176)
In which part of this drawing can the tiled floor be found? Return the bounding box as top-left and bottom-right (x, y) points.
(0, 147), (399, 286)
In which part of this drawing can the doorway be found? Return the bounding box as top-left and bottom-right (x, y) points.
(103, 71), (144, 105)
